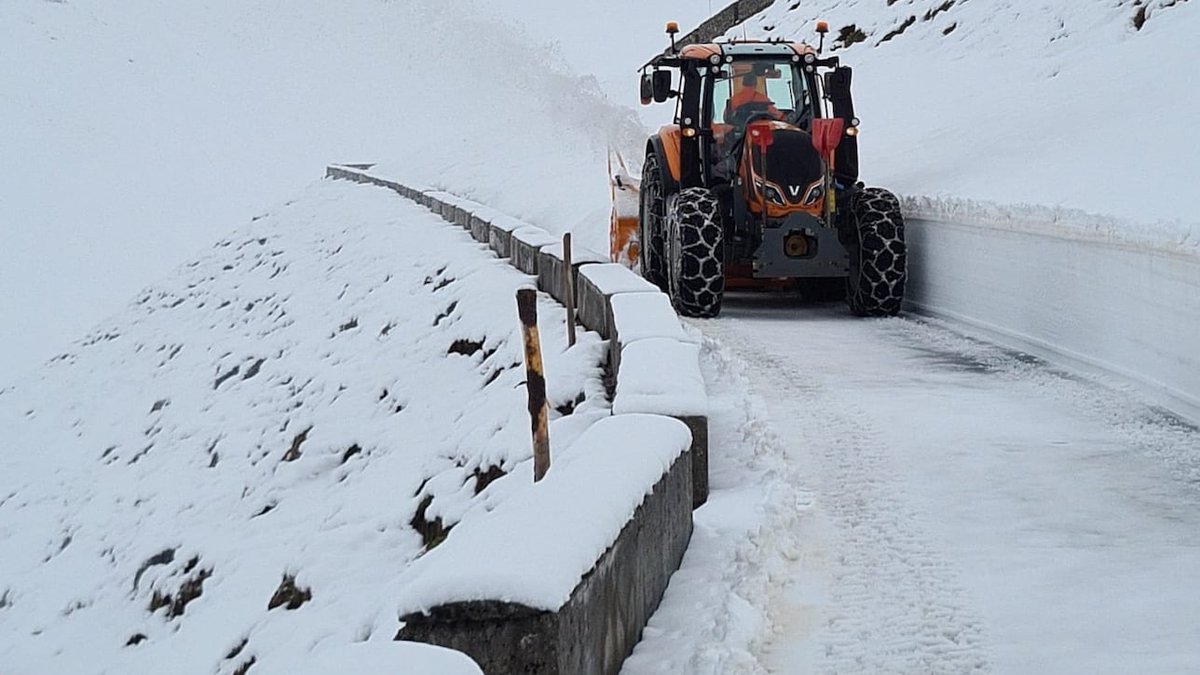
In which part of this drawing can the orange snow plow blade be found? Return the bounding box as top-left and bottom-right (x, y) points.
(609, 149), (641, 268)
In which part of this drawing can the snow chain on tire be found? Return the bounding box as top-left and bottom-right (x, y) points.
(846, 187), (907, 317)
(638, 152), (669, 291)
(667, 187), (724, 318)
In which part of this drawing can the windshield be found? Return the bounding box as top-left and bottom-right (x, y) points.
(711, 59), (810, 129)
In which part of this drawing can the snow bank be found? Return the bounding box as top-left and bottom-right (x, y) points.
(396, 414), (692, 614)
(903, 195), (1200, 260)
(906, 214), (1200, 421)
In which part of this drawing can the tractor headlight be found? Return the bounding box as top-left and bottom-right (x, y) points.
(756, 181), (786, 206)
(802, 181), (824, 206)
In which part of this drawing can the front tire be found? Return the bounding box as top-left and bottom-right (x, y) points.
(845, 187), (906, 317)
(638, 152), (669, 291)
(667, 187), (724, 318)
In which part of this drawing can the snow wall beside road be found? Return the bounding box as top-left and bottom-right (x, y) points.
(905, 209), (1200, 422)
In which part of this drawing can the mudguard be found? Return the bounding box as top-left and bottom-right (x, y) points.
(826, 66), (860, 185)
(649, 132), (681, 194)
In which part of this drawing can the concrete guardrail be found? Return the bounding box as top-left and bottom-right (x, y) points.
(325, 164), (708, 674)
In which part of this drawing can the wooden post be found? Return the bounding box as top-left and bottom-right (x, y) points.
(516, 288), (551, 481)
(562, 233), (577, 347)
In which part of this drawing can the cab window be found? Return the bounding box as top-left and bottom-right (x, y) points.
(712, 60), (808, 128)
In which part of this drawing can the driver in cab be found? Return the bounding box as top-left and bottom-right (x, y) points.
(724, 67), (784, 127)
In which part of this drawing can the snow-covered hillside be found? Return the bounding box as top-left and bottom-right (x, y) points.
(5, 0), (1200, 672)
(1, 0), (670, 382)
(737, 0), (1199, 248)
(0, 179), (610, 673)
(8, 0), (1195, 381)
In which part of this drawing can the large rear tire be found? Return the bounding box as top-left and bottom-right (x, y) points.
(667, 187), (724, 318)
(846, 187), (906, 317)
(638, 152), (669, 291)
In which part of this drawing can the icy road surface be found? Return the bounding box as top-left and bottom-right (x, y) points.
(631, 293), (1200, 674)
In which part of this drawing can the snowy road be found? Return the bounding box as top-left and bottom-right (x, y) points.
(697, 294), (1200, 673)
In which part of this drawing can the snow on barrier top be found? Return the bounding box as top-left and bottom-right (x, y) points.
(579, 262), (660, 296)
(396, 414), (691, 614)
(575, 262), (661, 341)
(902, 194), (1200, 259)
(610, 292), (693, 346)
(613, 338), (707, 418)
(511, 225), (560, 249)
(326, 162), (711, 666)
(538, 240), (609, 266)
(423, 190), (463, 206)
(481, 211), (528, 237)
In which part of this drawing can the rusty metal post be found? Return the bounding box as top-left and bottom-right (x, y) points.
(562, 233), (577, 347)
(516, 288), (551, 481)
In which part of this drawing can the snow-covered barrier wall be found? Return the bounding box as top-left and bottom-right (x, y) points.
(325, 165), (708, 673)
(905, 206), (1200, 421)
(397, 415), (693, 675)
(582, 270), (710, 507)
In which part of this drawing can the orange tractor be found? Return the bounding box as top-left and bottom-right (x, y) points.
(610, 22), (906, 318)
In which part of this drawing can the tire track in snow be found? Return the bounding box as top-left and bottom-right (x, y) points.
(700, 309), (990, 673)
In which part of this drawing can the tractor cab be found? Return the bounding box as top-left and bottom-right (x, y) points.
(616, 22), (907, 319)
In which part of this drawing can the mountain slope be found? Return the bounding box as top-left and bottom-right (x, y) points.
(0, 0), (642, 381)
(736, 0), (1198, 241)
(0, 179), (608, 674)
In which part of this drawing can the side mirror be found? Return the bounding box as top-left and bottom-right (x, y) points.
(652, 70), (673, 103)
(823, 66), (852, 100)
(640, 73), (654, 105)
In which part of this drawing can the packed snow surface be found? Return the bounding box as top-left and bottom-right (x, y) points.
(627, 297), (1200, 673)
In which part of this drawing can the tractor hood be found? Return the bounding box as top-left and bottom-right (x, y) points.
(742, 121), (825, 218)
